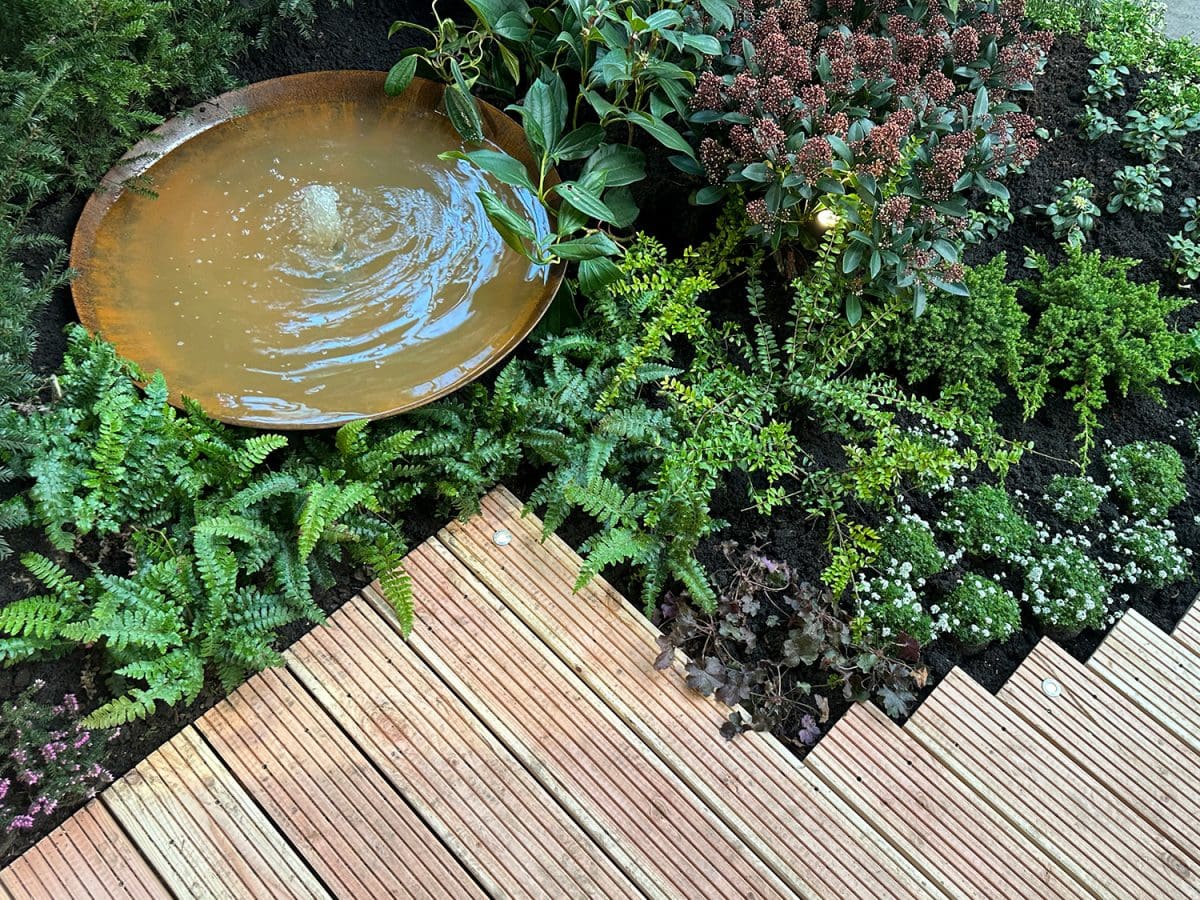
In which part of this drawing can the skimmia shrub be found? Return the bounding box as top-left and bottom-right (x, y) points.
(0, 683), (113, 853)
(687, 0), (1051, 313)
(1038, 178), (1100, 248)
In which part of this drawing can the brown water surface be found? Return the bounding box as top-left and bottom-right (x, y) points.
(79, 88), (552, 426)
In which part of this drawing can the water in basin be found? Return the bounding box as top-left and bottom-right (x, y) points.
(82, 97), (551, 426)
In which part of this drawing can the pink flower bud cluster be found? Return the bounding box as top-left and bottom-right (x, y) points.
(690, 0), (1049, 260)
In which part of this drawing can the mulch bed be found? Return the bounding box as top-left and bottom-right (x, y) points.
(1, 7), (1197, 864)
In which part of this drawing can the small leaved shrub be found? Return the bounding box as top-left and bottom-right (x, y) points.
(873, 254), (1028, 416)
(1045, 474), (1107, 524)
(0, 682), (113, 853)
(1109, 519), (1191, 588)
(1103, 440), (1188, 516)
(876, 512), (946, 582)
(940, 484), (1035, 562)
(942, 574), (1021, 646)
(1019, 247), (1188, 461)
(1024, 536), (1112, 634)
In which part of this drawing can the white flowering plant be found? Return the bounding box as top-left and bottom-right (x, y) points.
(876, 511), (947, 582)
(1045, 474), (1107, 524)
(1023, 536), (1113, 634)
(1104, 440), (1187, 517)
(943, 574), (1022, 646)
(1109, 519), (1191, 588)
(856, 566), (942, 648)
(939, 484), (1035, 562)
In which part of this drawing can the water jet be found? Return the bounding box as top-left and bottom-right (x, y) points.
(71, 72), (564, 428)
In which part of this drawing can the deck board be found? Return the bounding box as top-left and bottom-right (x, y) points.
(373, 538), (796, 899)
(103, 727), (330, 900)
(999, 638), (1200, 868)
(807, 703), (1086, 899)
(440, 486), (938, 900)
(1088, 610), (1200, 755)
(0, 802), (167, 899)
(197, 665), (484, 900)
(1171, 594), (1200, 658)
(287, 598), (639, 899)
(907, 669), (1198, 899)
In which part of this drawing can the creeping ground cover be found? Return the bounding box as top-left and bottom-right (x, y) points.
(1, 0), (1199, 858)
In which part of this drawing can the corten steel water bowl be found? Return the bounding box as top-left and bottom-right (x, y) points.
(71, 71), (565, 429)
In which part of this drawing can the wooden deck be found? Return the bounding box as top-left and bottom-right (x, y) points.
(3, 487), (1199, 898)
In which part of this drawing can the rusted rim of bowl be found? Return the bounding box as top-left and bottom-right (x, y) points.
(70, 71), (567, 429)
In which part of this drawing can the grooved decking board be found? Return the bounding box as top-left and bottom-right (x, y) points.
(1088, 610), (1200, 755)
(102, 727), (330, 900)
(0, 801), (167, 899)
(907, 669), (1199, 899)
(367, 539), (796, 900)
(440, 487), (938, 900)
(197, 665), (483, 900)
(1000, 638), (1200, 868)
(1172, 594), (1200, 658)
(286, 598), (639, 900)
(807, 703), (1084, 899)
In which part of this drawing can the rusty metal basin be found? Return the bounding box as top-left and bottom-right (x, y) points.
(71, 72), (564, 429)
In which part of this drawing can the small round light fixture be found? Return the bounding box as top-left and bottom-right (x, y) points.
(1040, 677), (1062, 698)
(492, 529), (513, 547)
(812, 208), (840, 234)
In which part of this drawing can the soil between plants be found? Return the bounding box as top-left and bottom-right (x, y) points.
(1, 13), (1198, 866)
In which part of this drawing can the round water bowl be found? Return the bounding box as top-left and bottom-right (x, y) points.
(71, 72), (565, 429)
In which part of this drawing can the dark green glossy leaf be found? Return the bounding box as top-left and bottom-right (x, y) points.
(554, 181), (618, 224)
(577, 256), (623, 295)
(554, 124), (605, 161)
(550, 231), (621, 260)
(477, 189), (534, 256)
(699, 0), (735, 30)
(624, 111), (695, 157)
(581, 143), (646, 187)
(444, 83), (484, 143)
(440, 149), (535, 192)
(384, 56), (419, 97)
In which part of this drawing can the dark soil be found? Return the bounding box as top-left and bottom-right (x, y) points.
(2, 9), (1199, 864)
